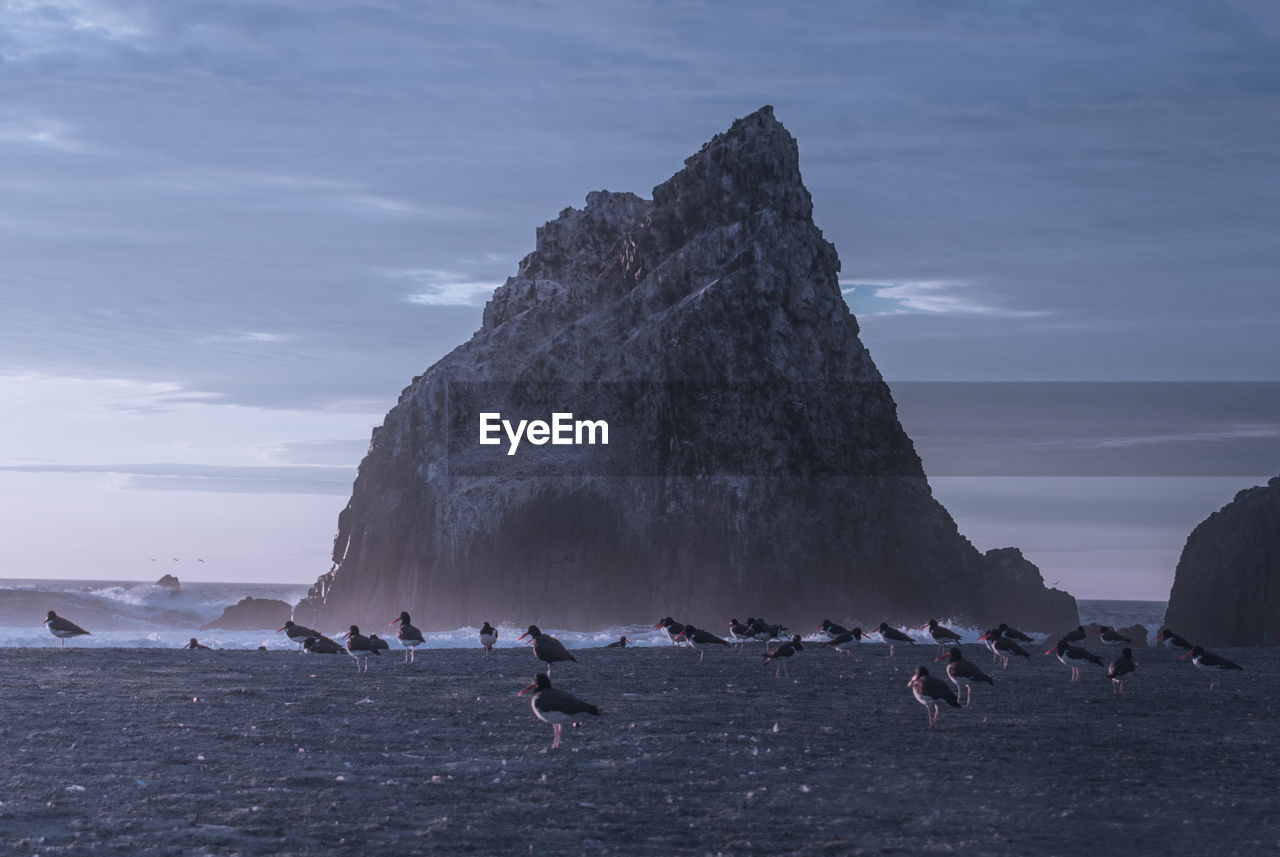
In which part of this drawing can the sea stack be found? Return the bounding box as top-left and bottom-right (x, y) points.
(294, 107), (1078, 632)
(1164, 475), (1280, 646)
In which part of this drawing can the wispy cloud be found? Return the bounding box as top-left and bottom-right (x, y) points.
(841, 280), (1048, 318)
(390, 268), (502, 307)
(0, 462), (352, 495)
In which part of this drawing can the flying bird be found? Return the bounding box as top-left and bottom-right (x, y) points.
(43, 611), (90, 650)
(519, 673), (600, 750)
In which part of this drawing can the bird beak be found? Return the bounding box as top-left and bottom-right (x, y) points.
(1044, 647), (1056, 656)
(518, 681), (537, 696)
(42, 618), (50, 625)
(517, 632), (529, 641)
(1179, 651), (1192, 660)
(389, 618), (401, 626)
(277, 626), (288, 632)
(933, 654), (947, 662)
(651, 622), (663, 629)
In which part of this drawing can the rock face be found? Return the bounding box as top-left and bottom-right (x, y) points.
(1164, 475), (1280, 646)
(154, 574), (181, 592)
(294, 106), (1078, 632)
(201, 597), (292, 631)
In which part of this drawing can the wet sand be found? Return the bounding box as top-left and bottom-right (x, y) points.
(1, 642), (1276, 855)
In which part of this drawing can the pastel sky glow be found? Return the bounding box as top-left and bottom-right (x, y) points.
(2, 1), (1278, 598)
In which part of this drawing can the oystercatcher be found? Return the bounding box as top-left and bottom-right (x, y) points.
(518, 625), (576, 675)
(978, 628), (1032, 671)
(653, 617), (687, 647)
(1046, 638), (1104, 681)
(1158, 628), (1194, 654)
(1062, 626), (1087, 646)
(479, 622), (498, 652)
(997, 623), (1034, 643)
(518, 673), (600, 750)
(342, 625), (380, 673)
(279, 620), (322, 652)
(818, 619), (851, 641)
(751, 619), (788, 642)
(935, 646), (994, 705)
(923, 619), (963, 653)
(1097, 626), (1132, 647)
(1108, 647), (1137, 696)
(43, 611), (90, 650)
(604, 636), (630, 648)
(762, 635), (804, 677)
(368, 634), (391, 655)
(876, 623), (916, 657)
(390, 611), (426, 663)
(727, 618), (753, 648)
(820, 627), (866, 656)
(303, 635), (344, 654)
(908, 666), (961, 728)
(674, 624), (731, 663)
(184, 637), (211, 650)
(1180, 646), (1243, 690)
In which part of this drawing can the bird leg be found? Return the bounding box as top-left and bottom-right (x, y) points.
(551, 724), (563, 749)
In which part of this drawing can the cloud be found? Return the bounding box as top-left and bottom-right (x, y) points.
(842, 280), (1048, 318)
(392, 269), (503, 307)
(0, 462), (353, 495)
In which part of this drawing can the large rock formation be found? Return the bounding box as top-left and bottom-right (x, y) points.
(1164, 475), (1280, 646)
(201, 597), (292, 631)
(295, 106), (1077, 632)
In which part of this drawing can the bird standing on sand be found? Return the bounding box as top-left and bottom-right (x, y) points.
(184, 638), (211, 650)
(518, 625), (576, 675)
(727, 619), (753, 648)
(1061, 626), (1087, 646)
(1108, 648), (1137, 696)
(1046, 638), (1104, 681)
(978, 628), (1032, 671)
(303, 635), (344, 654)
(479, 622), (498, 652)
(923, 619), (963, 653)
(675, 624), (731, 663)
(1180, 646), (1243, 690)
(818, 619), (851, 640)
(936, 647), (994, 706)
(43, 611), (90, 650)
(605, 636), (631, 648)
(342, 625), (380, 673)
(763, 635), (804, 677)
(997, 623), (1034, 644)
(279, 620), (322, 652)
(1158, 628), (1194, 654)
(1097, 626), (1132, 647)
(653, 617), (687, 647)
(391, 611), (425, 663)
(518, 673), (600, 750)
(908, 666), (961, 728)
(876, 622), (916, 657)
(820, 627), (867, 656)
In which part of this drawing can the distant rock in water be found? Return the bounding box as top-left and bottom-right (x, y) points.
(202, 597), (291, 631)
(154, 574), (181, 592)
(1164, 475), (1280, 646)
(293, 106), (1078, 632)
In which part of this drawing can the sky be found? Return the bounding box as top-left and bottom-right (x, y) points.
(2, 0), (1278, 599)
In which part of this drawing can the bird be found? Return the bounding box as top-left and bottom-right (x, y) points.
(1180, 646), (1243, 689)
(1158, 628), (1194, 654)
(390, 611), (425, 663)
(479, 622), (498, 652)
(978, 628), (1032, 670)
(923, 619), (963, 652)
(935, 646), (994, 705)
(727, 619), (754, 648)
(43, 611), (90, 650)
(674, 624), (731, 663)
(1108, 648), (1137, 696)
(518, 673), (600, 750)
(819, 627), (867, 656)
(653, 617), (687, 647)
(184, 637), (211, 650)
(303, 635), (345, 654)
(908, 666), (961, 728)
(1046, 638), (1104, 681)
(604, 636), (631, 648)
(751, 619), (788, 642)
(1061, 626), (1087, 646)
(279, 620), (322, 652)
(762, 635), (804, 677)
(518, 625), (576, 675)
(368, 634), (391, 655)
(1097, 626), (1132, 647)
(876, 623), (917, 657)
(342, 625), (381, 673)
(818, 619), (851, 641)
(996, 623), (1035, 644)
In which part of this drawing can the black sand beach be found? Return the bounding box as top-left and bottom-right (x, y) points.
(2, 643), (1276, 855)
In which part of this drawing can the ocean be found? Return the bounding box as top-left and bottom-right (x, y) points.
(0, 578), (1168, 650)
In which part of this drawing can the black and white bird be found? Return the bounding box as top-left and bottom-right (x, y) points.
(936, 646), (994, 706)
(184, 637), (211, 650)
(279, 620), (322, 652)
(675, 624), (732, 663)
(518, 673), (600, 750)
(727, 618), (754, 648)
(1108, 647), (1137, 696)
(996, 623), (1035, 644)
(342, 625), (381, 673)
(1180, 646), (1243, 690)
(604, 636), (631, 648)
(1046, 638), (1104, 682)
(820, 627), (867, 656)
(303, 635), (344, 654)
(908, 666), (961, 728)
(653, 617), (688, 647)
(368, 634), (391, 655)
(922, 619), (963, 653)
(876, 623), (916, 657)
(518, 625), (577, 675)
(751, 619), (788, 642)
(762, 635), (804, 678)
(978, 628), (1032, 671)
(818, 619), (851, 641)
(43, 611), (90, 650)
(479, 622), (499, 652)
(1158, 628), (1194, 654)
(390, 611), (425, 663)
(1097, 626), (1132, 647)
(1061, 626), (1087, 646)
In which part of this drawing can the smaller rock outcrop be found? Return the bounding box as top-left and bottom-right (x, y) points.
(1164, 475), (1280, 646)
(201, 597), (292, 631)
(977, 548), (1079, 631)
(154, 574), (181, 592)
